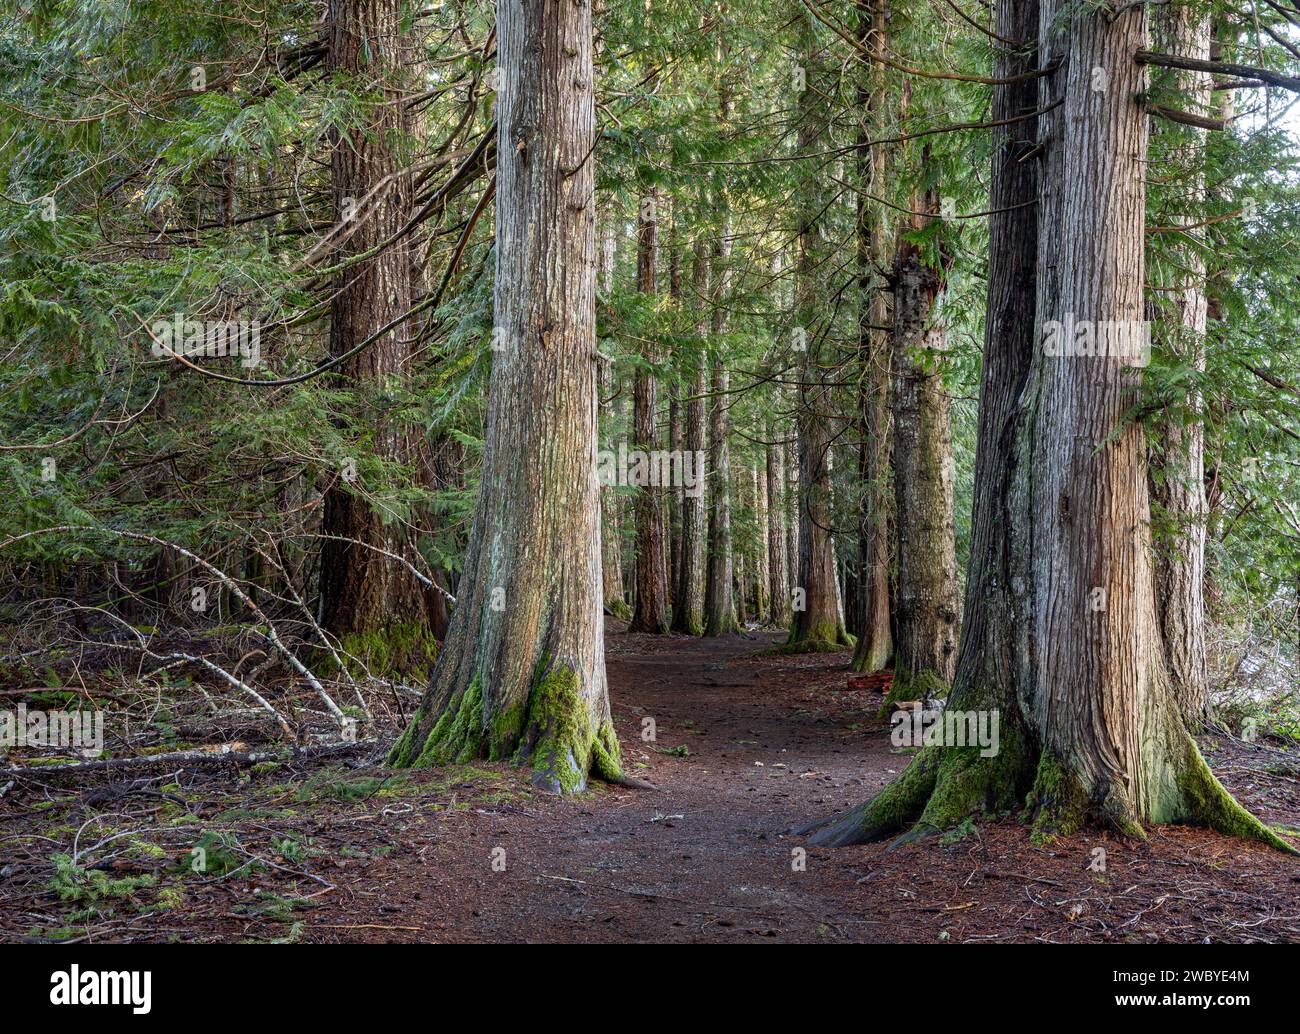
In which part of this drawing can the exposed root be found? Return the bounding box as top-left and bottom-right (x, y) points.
(802, 749), (940, 847)
(1173, 731), (1298, 854)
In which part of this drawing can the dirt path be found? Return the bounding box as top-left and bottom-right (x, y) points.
(7, 627), (1297, 943)
(312, 629), (1300, 944)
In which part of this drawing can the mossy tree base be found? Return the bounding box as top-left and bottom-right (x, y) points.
(777, 620), (855, 655)
(388, 662), (623, 795)
(876, 665), (947, 718)
(803, 724), (1295, 853)
(849, 641), (892, 675)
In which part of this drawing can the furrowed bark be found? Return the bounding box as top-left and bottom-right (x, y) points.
(1150, 2), (1211, 723)
(599, 214), (629, 620)
(851, 0), (893, 673)
(888, 168), (958, 701)
(766, 406), (792, 627)
(390, 0), (622, 794)
(320, 0), (431, 654)
(672, 242), (709, 634)
(806, 0), (1290, 852)
(704, 196), (739, 636)
(629, 187), (669, 634)
(786, 10), (850, 652)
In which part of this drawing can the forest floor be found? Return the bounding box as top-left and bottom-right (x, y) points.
(3, 626), (1300, 943)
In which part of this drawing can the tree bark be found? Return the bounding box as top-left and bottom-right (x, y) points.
(851, 0), (894, 673)
(1150, 3), (1211, 723)
(672, 242), (710, 634)
(805, 0), (1289, 851)
(704, 215), (738, 635)
(766, 408), (792, 627)
(786, 11), (849, 651)
(888, 171), (958, 699)
(390, 0), (623, 794)
(598, 214), (628, 619)
(320, 0), (429, 649)
(753, 463), (771, 623)
(629, 187), (669, 633)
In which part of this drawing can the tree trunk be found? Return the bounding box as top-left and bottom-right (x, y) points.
(851, 0), (894, 673)
(668, 241), (684, 611)
(390, 0), (623, 795)
(672, 242), (709, 634)
(888, 174), (958, 699)
(786, 12), (849, 651)
(1150, 4), (1211, 723)
(704, 227), (738, 636)
(805, 0), (1288, 852)
(320, 0), (429, 650)
(598, 213), (628, 620)
(766, 408), (792, 627)
(629, 187), (669, 633)
(753, 463), (771, 624)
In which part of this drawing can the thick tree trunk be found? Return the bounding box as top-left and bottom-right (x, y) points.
(629, 187), (669, 633)
(672, 243), (709, 634)
(390, 0), (622, 794)
(786, 424), (799, 614)
(599, 363), (629, 621)
(786, 13), (849, 651)
(320, 0), (428, 648)
(888, 180), (958, 699)
(1150, 4), (1210, 723)
(668, 242), (684, 611)
(806, 0), (1288, 851)
(851, 0), (893, 673)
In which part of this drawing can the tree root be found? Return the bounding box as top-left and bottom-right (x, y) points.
(800, 750), (940, 847)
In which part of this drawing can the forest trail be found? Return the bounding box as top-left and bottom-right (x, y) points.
(328, 629), (896, 943)
(309, 629), (1300, 944)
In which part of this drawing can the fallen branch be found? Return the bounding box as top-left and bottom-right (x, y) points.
(0, 741), (373, 779)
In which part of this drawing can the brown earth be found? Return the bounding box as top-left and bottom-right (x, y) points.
(3, 627), (1299, 943)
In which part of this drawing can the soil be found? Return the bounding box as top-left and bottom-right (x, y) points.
(3, 626), (1299, 943)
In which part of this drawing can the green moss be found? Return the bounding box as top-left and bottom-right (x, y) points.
(914, 723), (1032, 834)
(323, 622), (440, 682)
(771, 620), (856, 655)
(489, 694), (527, 761)
(590, 719), (624, 782)
(1173, 732), (1297, 853)
(850, 640), (892, 674)
(519, 667), (591, 794)
(409, 677), (484, 767)
(390, 654), (625, 795)
(878, 665), (948, 715)
(805, 749), (941, 846)
(387, 705), (423, 767)
(155, 884), (184, 911)
(1026, 751), (1092, 844)
(606, 599), (632, 621)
